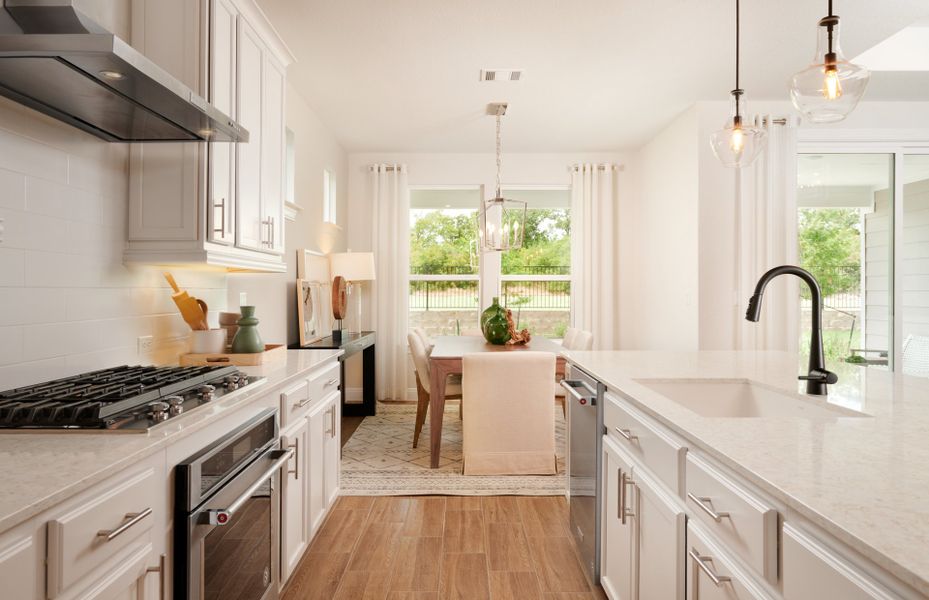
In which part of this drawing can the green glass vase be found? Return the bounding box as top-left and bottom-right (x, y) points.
(231, 306), (264, 353)
(483, 310), (511, 345)
(480, 297), (505, 330)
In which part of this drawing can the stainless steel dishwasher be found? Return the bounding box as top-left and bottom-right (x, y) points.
(561, 363), (605, 584)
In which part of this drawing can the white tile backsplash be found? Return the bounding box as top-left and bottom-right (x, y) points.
(0, 99), (227, 389)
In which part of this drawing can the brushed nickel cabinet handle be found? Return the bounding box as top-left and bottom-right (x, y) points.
(324, 378), (339, 388)
(146, 554), (166, 600)
(689, 548), (731, 587)
(287, 438), (300, 480)
(615, 427), (638, 443)
(687, 493), (730, 522)
(620, 471), (635, 524)
(295, 396), (312, 408)
(96, 507), (152, 541)
(616, 467), (623, 519)
(213, 198), (226, 235)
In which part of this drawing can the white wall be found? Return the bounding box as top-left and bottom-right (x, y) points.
(0, 98), (229, 389)
(227, 84), (348, 346)
(621, 107), (700, 350)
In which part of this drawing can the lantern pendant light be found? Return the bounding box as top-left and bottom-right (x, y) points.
(478, 103), (527, 252)
(710, 0), (765, 169)
(789, 0), (870, 123)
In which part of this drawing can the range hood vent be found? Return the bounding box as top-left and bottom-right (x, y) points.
(0, 0), (248, 143)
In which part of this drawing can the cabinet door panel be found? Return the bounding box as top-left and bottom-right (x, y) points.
(783, 524), (895, 600)
(635, 470), (685, 600)
(235, 17), (264, 251)
(260, 53), (286, 255)
(306, 401), (328, 537)
(323, 392), (341, 509)
(208, 0), (237, 245)
(601, 436), (635, 600)
(281, 417), (310, 585)
(0, 528), (37, 600)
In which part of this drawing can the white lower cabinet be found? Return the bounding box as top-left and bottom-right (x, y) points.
(602, 435), (685, 600)
(782, 524), (901, 600)
(305, 391), (341, 537)
(0, 522), (40, 600)
(281, 416), (310, 584)
(687, 522), (774, 600)
(602, 436), (636, 600)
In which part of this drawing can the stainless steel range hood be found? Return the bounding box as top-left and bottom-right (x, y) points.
(0, 0), (248, 142)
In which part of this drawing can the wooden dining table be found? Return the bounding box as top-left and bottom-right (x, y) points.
(428, 335), (567, 468)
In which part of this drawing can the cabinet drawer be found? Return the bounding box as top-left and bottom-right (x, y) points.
(686, 522), (775, 600)
(308, 361), (340, 404)
(47, 467), (157, 597)
(782, 524), (900, 600)
(686, 453), (778, 583)
(280, 379), (311, 425)
(604, 391), (686, 495)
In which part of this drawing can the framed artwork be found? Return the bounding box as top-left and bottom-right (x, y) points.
(296, 249), (332, 345)
(297, 279), (325, 345)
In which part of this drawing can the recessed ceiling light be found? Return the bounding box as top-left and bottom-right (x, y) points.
(480, 69), (523, 82)
(98, 70), (125, 81)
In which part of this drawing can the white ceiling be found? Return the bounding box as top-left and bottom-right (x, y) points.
(257, 0), (929, 153)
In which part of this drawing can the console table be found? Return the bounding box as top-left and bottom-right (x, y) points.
(291, 331), (376, 416)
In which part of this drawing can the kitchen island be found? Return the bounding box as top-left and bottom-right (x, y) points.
(562, 350), (929, 599)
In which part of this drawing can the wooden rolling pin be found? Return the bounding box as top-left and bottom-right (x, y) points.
(164, 272), (209, 330)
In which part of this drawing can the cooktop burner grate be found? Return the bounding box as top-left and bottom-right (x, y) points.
(0, 365), (245, 428)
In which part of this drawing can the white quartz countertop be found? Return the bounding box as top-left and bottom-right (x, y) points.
(561, 350), (929, 596)
(0, 349), (342, 534)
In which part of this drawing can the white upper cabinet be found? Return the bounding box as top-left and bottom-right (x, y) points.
(235, 17), (265, 252)
(208, 0), (238, 246)
(125, 0), (293, 272)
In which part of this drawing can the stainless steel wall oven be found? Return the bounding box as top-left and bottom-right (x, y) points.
(174, 409), (292, 600)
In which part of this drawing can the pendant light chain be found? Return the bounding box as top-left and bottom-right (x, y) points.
(735, 0), (740, 92)
(495, 112), (502, 198)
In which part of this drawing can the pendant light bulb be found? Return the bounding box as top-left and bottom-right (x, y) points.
(789, 4), (869, 123)
(710, 0), (765, 169)
(477, 104), (527, 252)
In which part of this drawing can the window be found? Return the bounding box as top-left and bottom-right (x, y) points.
(407, 186), (572, 339)
(500, 188), (571, 338)
(409, 188), (480, 336)
(323, 169), (337, 224)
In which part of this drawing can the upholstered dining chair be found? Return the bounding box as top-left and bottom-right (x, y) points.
(408, 331), (461, 448)
(461, 352), (557, 475)
(554, 328), (594, 416)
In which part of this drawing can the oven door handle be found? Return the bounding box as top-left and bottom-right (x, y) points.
(203, 448), (294, 526)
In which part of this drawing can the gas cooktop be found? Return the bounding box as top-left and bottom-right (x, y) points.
(0, 365), (264, 431)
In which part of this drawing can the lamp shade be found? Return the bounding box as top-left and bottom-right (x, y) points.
(329, 252), (376, 281)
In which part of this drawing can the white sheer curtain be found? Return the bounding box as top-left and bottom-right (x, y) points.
(370, 164), (409, 400)
(737, 116), (800, 351)
(570, 163), (618, 350)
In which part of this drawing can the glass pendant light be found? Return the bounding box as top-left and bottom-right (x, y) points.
(710, 0), (765, 169)
(789, 0), (870, 123)
(478, 103), (527, 252)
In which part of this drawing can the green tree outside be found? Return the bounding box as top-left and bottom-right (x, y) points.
(797, 208), (861, 298)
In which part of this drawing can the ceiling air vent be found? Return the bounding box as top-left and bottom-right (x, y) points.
(480, 69), (523, 82)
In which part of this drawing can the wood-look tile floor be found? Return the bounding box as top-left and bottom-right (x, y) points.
(282, 495), (607, 600)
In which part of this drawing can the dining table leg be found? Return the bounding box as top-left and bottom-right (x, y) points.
(429, 358), (454, 468)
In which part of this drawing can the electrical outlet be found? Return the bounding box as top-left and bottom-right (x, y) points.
(0, 217), (5, 244)
(137, 335), (154, 354)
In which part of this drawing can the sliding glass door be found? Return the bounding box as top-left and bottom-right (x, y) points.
(796, 148), (929, 379)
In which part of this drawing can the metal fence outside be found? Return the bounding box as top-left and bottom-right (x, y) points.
(800, 264), (861, 310)
(409, 266), (571, 311)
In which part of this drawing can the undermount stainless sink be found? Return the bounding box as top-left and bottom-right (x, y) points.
(634, 379), (866, 418)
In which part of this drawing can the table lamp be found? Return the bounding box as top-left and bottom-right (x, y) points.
(329, 251), (376, 337)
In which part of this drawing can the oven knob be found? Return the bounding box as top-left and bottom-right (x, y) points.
(148, 401), (169, 422)
(165, 395), (184, 415)
(223, 375), (239, 390)
(198, 385), (216, 401)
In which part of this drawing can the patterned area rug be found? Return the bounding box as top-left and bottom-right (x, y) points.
(341, 402), (566, 495)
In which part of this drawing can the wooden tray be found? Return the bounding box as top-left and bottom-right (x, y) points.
(179, 344), (287, 366)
